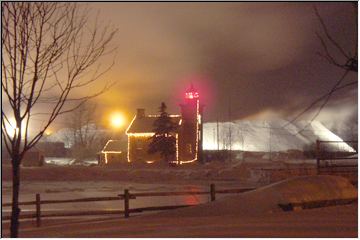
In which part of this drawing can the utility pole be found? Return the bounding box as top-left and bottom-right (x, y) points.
(216, 116), (219, 152)
(213, 127), (216, 149)
(228, 86), (232, 162)
(269, 123), (272, 161)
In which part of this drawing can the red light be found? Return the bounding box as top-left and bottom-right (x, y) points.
(185, 91), (199, 99)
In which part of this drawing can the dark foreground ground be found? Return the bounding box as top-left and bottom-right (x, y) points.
(2, 204), (357, 237)
(2, 163), (357, 237)
(2, 174), (358, 238)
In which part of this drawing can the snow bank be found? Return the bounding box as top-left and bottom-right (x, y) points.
(44, 157), (98, 166)
(156, 175), (357, 217)
(5, 176), (356, 238)
(45, 157), (75, 166)
(203, 119), (355, 152)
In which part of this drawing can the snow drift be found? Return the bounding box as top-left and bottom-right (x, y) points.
(203, 119), (355, 152)
(155, 175), (357, 217)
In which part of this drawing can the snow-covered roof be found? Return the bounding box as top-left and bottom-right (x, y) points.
(102, 140), (122, 152)
(126, 115), (181, 134)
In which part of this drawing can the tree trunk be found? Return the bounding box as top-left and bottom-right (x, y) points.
(10, 158), (21, 237)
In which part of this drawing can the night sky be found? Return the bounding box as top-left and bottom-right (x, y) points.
(41, 3), (359, 133)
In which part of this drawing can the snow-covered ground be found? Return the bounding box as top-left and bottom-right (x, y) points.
(2, 157), (356, 237)
(3, 175), (357, 238)
(2, 180), (247, 219)
(2, 158), (321, 186)
(44, 157), (98, 166)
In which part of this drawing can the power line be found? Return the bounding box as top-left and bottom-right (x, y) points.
(282, 70), (351, 135)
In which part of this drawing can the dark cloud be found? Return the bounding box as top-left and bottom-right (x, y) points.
(52, 3), (357, 130)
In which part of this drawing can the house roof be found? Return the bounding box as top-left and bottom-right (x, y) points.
(27, 146), (43, 153)
(102, 140), (122, 152)
(126, 115), (181, 134)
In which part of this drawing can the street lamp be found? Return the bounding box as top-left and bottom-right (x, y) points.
(109, 112), (126, 130)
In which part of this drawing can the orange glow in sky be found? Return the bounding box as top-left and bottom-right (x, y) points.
(109, 112), (126, 129)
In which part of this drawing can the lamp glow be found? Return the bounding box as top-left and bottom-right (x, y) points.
(110, 112), (126, 129)
(4, 117), (24, 137)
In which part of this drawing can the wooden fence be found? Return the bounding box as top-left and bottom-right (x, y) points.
(278, 197), (357, 211)
(2, 184), (255, 227)
(316, 140), (358, 175)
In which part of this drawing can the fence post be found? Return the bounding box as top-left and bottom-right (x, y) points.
(210, 183), (216, 202)
(36, 193), (41, 227)
(124, 189), (130, 218)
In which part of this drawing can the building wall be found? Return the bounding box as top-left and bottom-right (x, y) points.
(36, 141), (67, 157)
(128, 136), (163, 163)
(178, 123), (197, 161)
(179, 100), (199, 162)
(99, 152), (126, 165)
(22, 151), (44, 167)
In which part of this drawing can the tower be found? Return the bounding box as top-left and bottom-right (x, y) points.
(178, 84), (203, 164)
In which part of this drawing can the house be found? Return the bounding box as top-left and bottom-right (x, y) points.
(36, 141), (67, 157)
(22, 147), (44, 167)
(125, 85), (204, 165)
(99, 140), (126, 165)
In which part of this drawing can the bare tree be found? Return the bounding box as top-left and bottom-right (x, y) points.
(66, 102), (109, 161)
(314, 4), (357, 72)
(1, 2), (116, 237)
(284, 4), (357, 133)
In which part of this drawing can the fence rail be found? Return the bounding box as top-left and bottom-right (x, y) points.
(316, 140), (358, 175)
(2, 196), (121, 207)
(129, 191), (209, 197)
(2, 184), (255, 227)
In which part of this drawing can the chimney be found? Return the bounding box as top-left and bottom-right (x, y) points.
(137, 108), (145, 118)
